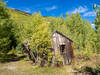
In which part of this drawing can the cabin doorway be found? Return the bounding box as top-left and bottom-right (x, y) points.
(59, 45), (65, 55)
(59, 44), (68, 64)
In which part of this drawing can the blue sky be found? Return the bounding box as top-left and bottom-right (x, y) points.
(3, 0), (100, 24)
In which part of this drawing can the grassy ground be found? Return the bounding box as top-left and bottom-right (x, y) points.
(0, 54), (100, 75)
(0, 60), (75, 75)
(0, 60), (33, 75)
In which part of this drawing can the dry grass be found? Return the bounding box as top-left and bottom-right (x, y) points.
(0, 60), (76, 75)
(0, 54), (100, 75)
(0, 60), (33, 75)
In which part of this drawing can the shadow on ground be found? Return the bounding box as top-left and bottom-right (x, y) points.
(0, 54), (27, 63)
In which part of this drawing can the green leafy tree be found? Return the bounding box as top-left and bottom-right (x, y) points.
(0, 1), (15, 54)
(29, 13), (51, 62)
(94, 9), (100, 52)
(64, 12), (97, 52)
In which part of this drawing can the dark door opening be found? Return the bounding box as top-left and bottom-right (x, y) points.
(59, 45), (65, 55)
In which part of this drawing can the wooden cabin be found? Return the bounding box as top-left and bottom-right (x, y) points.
(52, 31), (74, 65)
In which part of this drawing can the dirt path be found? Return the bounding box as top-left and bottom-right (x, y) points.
(0, 56), (100, 75)
(0, 60), (34, 75)
(0, 60), (76, 75)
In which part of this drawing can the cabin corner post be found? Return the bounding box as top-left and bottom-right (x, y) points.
(71, 42), (74, 58)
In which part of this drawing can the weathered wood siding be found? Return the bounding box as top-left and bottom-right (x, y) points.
(52, 31), (74, 64)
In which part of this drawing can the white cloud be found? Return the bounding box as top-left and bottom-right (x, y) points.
(83, 11), (96, 17)
(45, 6), (57, 11)
(68, 6), (96, 17)
(91, 24), (96, 29)
(33, 11), (38, 14)
(24, 8), (31, 13)
(10, 7), (15, 9)
(72, 6), (88, 14)
(91, 24), (95, 26)
(68, 6), (88, 14)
